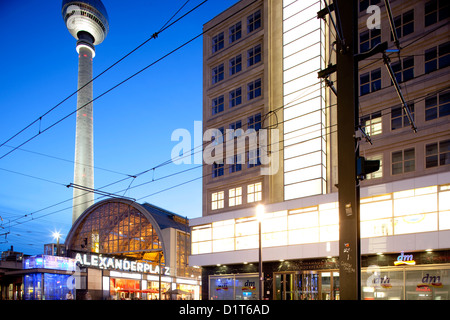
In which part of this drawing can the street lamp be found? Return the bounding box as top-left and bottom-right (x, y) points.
(256, 204), (265, 300)
(52, 231), (62, 256)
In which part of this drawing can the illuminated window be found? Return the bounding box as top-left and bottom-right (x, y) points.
(247, 10), (261, 33)
(392, 148), (415, 175)
(426, 139), (450, 168)
(366, 154), (383, 179)
(229, 187), (242, 207)
(211, 191), (224, 210)
(229, 22), (242, 43)
(212, 32), (224, 53)
(360, 111), (382, 136)
(247, 182), (262, 203)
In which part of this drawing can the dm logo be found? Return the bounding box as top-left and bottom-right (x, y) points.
(394, 251), (416, 266)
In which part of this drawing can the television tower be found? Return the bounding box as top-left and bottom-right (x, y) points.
(62, 0), (109, 224)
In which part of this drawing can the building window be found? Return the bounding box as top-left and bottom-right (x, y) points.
(247, 10), (261, 33)
(247, 182), (262, 203)
(228, 120), (242, 139)
(229, 87), (242, 108)
(247, 149), (261, 168)
(426, 140), (450, 168)
(360, 68), (381, 96)
(359, 0), (380, 12)
(366, 154), (383, 179)
(391, 103), (414, 130)
(212, 162), (224, 178)
(425, 91), (450, 121)
(212, 64), (224, 84)
(211, 191), (224, 210)
(247, 78), (262, 100)
(392, 148), (415, 175)
(360, 29), (381, 53)
(229, 187), (242, 207)
(360, 111), (382, 136)
(229, 154), (243, 173)
(211, 95), (224, 115)
(425, 41), (450, 74)
(392, 10), (414, 40)
(391, 56), (414, 83)
(229, 55), (242, 76)
(212, 32), (224, 53)
(425, 0), (450, 27)
(229, 22), (242, 43)
(248, 113), (262, 131)
(247, 44), (262, 67)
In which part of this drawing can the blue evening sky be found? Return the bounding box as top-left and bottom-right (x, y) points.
(0, 0), (239, 255)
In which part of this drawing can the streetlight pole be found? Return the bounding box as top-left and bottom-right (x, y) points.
(256, 204), (265, 300)
(52, 231), (61, 256)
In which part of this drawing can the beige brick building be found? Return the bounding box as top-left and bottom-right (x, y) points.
(192, 0), (450, 301)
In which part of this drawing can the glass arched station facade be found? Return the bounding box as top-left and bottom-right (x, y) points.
(63, 199), (201, 300)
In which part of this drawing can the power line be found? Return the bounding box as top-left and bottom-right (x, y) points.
(2, 144), (134, 177)
(0, 0), (258, 162)
(0, 0), (209, 156)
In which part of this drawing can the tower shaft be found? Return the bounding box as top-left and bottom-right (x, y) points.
(72, 45), (94, 223)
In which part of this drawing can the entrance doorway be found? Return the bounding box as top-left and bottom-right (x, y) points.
(274, 271), (339, 300)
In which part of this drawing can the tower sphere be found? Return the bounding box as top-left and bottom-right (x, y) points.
(62, 0), (109, 46)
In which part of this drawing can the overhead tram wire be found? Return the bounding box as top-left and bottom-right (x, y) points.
(0, 0), (209, 154)
(0, 0), (261, 163)
(7, 0), (333, 229)
(358, 20), (450, 72)
(2, 144), (133, 178)
(8, 118), (341, 230)
(5, 75), (336, 229)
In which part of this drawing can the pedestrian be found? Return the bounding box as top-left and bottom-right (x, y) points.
(66, 291), (74, 300)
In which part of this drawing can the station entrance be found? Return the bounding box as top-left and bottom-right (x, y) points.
(274, 271), (340, 300)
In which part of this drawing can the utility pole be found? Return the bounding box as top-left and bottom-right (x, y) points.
(336, 0), (360, 300)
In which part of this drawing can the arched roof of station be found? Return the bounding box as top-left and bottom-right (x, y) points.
(65, 198), (189, 263)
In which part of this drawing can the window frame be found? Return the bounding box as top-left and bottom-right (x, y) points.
(212, 64), (224, 85)
(229, 21), (242, 44)
(247, 78), (262, 100)
(247, 10), (261, 34)
(392, 148), (415, 175)
(391, 103), (415, 131)
(211, 191), (225, 210)
(212, 32), (224, 53)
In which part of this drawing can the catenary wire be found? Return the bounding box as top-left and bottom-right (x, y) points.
(0, 0), (209, 153)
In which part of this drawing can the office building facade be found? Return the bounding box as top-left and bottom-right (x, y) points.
(191, 0), (450, 300)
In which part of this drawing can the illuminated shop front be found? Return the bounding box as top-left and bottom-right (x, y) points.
(21, 255), (77, 300)
(190, 177), (450, 300)
(64, 199), (201, 300)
